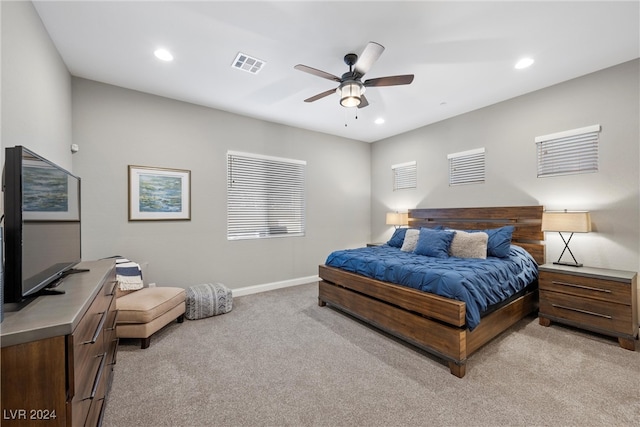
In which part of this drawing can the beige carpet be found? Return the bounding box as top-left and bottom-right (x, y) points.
(104, 283), (639, 426)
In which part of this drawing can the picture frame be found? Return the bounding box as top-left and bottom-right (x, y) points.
(128, 165), (191, 221)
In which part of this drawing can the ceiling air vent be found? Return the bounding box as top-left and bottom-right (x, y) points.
(232, 52), (266, 74)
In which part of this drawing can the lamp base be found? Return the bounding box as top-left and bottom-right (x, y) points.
(553, 232), (583, 268)
(553, 261), (583, 267)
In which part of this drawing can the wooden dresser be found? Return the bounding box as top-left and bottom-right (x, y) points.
(1, 259), (118, 426)
(538, 263), (638, 350)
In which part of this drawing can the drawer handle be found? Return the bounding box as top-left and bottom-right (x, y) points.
(551, 280), (611, 293)
(109, 338), (120, 366)
(551, 304), (613, 319)
(107, 280), (118, 296)
(83, 311), (108, 345)
(82, 352), (107, 401)
(106, 310), (119, 332)
(97, 397), (107, 427)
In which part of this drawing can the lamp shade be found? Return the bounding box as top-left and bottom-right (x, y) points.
(386, 212), (408, 227)
(541, 211), (591, 233)
(338, 81), (364, 108)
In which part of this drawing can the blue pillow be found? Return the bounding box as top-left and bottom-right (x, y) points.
(414, 228), (455, 258)
(387, 228), (408, 247)
(484, 226), (514, 258)
(387, 226), (443, 248)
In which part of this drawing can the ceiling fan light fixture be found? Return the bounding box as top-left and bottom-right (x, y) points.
(338, 80), (365, 108)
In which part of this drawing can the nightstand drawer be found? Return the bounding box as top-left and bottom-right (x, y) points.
(539, 290), (635, 336)
(539, 271), (631, 305)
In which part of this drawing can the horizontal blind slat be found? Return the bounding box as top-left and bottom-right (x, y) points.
(228, 152), (305, 240)
(449, 149), (485, 186)
(392, 162), (417, 190)
(536, 128), (599, 178)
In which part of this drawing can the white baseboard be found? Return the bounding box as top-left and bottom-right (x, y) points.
(232, 275), (319, 297)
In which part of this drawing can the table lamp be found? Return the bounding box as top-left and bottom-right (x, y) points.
(541, 210), (591, 267)
(386, 212), (408, 229)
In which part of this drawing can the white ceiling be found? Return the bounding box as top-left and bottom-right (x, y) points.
(33, 1), (639, 143)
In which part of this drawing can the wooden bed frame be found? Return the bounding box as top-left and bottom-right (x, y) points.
(318, 206), (545, 378)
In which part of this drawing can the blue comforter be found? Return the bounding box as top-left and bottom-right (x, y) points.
(325, 245), (538, 330)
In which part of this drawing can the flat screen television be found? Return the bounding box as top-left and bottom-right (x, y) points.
(3, 146), (82, 303)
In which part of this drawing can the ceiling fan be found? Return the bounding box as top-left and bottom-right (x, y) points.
(294, 41), (414, 108)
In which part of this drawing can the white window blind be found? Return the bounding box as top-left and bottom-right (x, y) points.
(535, 125), (600, 177)
(448, 148), (485, 186)
(392, 161), (417, 191)
(227, 151), (306, 240)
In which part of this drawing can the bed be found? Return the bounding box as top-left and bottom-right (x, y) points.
(318, 206), (545, 378)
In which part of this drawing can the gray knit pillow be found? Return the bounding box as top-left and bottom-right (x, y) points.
(400, 228), (420, 252)
(448, 230), (488, 259)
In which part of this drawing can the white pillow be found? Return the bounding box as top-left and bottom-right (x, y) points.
(400, 229), (420, 252)
(448, 230), (488, 259)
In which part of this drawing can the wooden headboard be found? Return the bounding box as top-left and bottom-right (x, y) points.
(409, 206), (545, 265)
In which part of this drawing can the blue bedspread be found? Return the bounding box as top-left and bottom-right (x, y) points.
(325, 245), (538, 330)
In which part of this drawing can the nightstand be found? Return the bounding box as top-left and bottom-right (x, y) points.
(538, 264), (638, 350)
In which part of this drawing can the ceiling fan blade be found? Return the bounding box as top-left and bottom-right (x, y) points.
(354, 41), (385, 77)
(303, 88), (336, 103)
(358, 94), (369, 108)
(294, 64), (341, 82)
(364, 74), (414, 87)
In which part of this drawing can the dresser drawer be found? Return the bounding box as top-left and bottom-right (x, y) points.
(105, 297), (119, 365)
(539, 271), (631, 305)
(539, 290), (635, 337)
(71, 282), (111, 424)
(85, 398), (105, 427)
(72, 302), (109, 380)
(104, 277), (118, 297)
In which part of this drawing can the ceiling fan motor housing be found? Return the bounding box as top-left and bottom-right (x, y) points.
(344, 53), (358, 67)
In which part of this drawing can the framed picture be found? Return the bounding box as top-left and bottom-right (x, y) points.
(128, 165), (191, 221)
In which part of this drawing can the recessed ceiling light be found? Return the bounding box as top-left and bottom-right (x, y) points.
(515, 57), (534, 69)
(154, 48), (174, 62)
(374, 118), (385, 125)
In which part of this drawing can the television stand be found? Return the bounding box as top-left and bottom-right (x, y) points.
(1, 259), (118, 426)
(32, 268), (92, 297)
(3, 280), (73, 311)
(39, 287), (66, 295)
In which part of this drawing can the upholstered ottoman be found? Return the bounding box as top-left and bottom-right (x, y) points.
(116, 286), (186, 349)
(185, 283), (233, 320)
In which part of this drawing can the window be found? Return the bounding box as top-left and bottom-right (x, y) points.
(535, 124), (600, 177)
(392, 161), (417, 191)
(448, 148), (485, 186)
(227, 151), (305, 240)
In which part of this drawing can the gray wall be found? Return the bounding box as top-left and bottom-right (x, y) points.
(372, 60), (640, 317)
(71, 78), (371, 288)
(0, 1), (72, 171)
